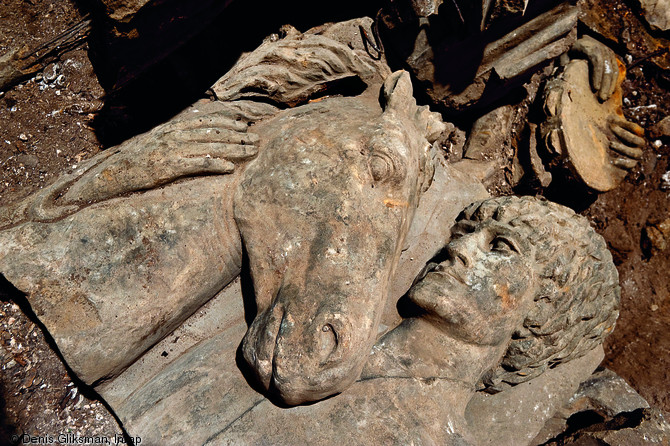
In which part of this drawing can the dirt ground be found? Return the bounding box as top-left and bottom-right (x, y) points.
(0, 0), (668, 442)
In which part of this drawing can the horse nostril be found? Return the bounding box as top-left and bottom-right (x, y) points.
(318, 323), (338, 364)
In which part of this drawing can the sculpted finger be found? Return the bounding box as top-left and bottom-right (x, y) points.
(191, 114), (248, 132)
(166, 128), (259, 145)
(610, 116), (645, 136)
(164, 114), (248, 133)
(610, 141), (643, 160)
(200, 142), (259, 161)
(588, 46), (604, 93)
(171, 156), (236, 175)
(598, 53), (618, 101)
(612, 157), (637, 170)
(611, 124), (646, 147)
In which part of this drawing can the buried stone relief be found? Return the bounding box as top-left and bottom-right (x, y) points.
(0, 1), (665, 444)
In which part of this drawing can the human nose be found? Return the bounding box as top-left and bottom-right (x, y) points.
(446, 232), (483, 268)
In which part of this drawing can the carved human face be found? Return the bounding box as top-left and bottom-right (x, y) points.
(409, 217), (536, 346)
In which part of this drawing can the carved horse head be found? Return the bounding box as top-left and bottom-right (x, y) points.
(234, 71), (444, 404)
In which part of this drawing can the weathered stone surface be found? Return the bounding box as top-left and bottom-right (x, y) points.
(463, 105), (515, 162)
(0, 99), (269, 384)
(102, 197), (619, 445)
(212, 18), (389, 107)
(467, 348), (605, 446)
(540, 57), (645, 191)
(567, 368), (651, 418)
(234, 71), (460, 405)
(0, 175), (244, 384)
(0, 14), (627, 445)
(540, 408), (670, 445)
(532, 368), (664, 445)
(97, 156), (486, 442)
(640, 0), (670, 32)
(0, 21), (394, 389)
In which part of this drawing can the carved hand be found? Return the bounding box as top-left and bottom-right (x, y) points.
(5, 102), (259, 223)
(570, 35), (620, 101)
(608, 115), (645, 170)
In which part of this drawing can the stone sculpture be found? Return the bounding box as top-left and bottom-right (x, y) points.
(0, 19), (486, 397)
(536, 38), (646, 191)
(378, 0), (646, 191)
(206, 195), (620, 445)
(0, 6), (635, 444)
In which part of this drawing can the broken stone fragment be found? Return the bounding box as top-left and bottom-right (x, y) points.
(539, 57), (645, 192)
(639, 0), (670, 32)
(99, 0), (154, 22)
(650, 115), (670, 138)
(531, 368), (663, 445)
(644, 218), (670, 252)
(539, 408), (670, 445)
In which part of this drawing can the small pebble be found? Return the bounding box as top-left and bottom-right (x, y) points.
(18, 133), (27, 141)
(661, 171), (670, 191)
(654, 140), (662, 148)
(651, 304), (658, 312)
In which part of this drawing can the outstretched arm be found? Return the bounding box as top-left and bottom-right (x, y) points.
(62, 101), (259, 204)
(0, 100), (270, 226)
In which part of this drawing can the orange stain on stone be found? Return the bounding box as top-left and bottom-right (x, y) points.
(384, 199), (408, 208)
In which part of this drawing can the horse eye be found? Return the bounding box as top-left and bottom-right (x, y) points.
(369, 153), (394, 182)
(490, 237), (518, 254)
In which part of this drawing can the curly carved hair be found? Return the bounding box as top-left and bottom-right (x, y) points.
(458, 196), (621, 393)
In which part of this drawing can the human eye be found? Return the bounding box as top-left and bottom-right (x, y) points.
(490, 236), (519, 254)
(451, 220), (476, 239)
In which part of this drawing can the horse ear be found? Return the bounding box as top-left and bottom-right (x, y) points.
(381, 70), (416, 113)
(382, 71), (447, 144)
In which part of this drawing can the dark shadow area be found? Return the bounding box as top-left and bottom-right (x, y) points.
(542, 173), (600, 213)
(540, 408), (648, 445)
(0, 381), (19, 446)
(0, 274), (135, 445)
(0, 275), (24, 445)
(380, 0), (567, 116)
(74, 0), (384, 146)
(239, 246), (257, 330)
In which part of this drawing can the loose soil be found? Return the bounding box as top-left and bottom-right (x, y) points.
(0, 0), (668, 441)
